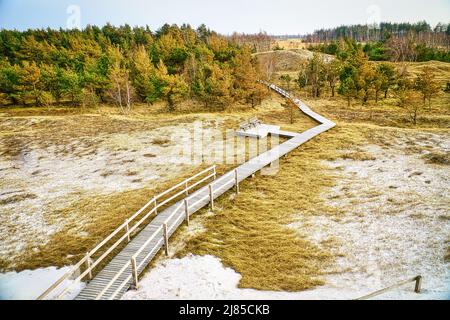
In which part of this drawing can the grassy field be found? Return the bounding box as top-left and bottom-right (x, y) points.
(0, 93), (317, 272)
(1, 53), (449, 295)
(167, 58), (449, 292)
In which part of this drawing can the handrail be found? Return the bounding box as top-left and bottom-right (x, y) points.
(157, 172), (216, 208)
(356, 276), (422, 300)
(155, 166), (216, 201)
(38, 165), (216, 300)
(114, 173), (239, 298)
(96, 201), (185, 300)
(95, 227), (164, 300)
(163, 202), (185, 226)
(213, 178), (235, 194)
(188, 194), (210, 209)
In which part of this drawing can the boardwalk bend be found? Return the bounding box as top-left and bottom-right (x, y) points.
(37, 83), (336, 300)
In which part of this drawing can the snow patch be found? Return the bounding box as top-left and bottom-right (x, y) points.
(0, 266), (84, 300)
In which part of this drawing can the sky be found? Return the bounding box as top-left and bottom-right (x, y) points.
(0, 0), (449, 35)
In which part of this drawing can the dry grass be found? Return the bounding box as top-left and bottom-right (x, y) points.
(341, 151), (376, 161)
(269, 60), (450, 129)
(1, 59), (449, 293)
(170, 81), (448, 291)
(151, 138), (171, 146)
(0, 193), (37, 205)
(422, 152), (450, 165)
(3, 163), (220, 272)
(273, 39), (309, 50)
(0, 93), (313, 273)
(175, 122), (369, 291)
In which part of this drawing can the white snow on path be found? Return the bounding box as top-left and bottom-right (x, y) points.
(122, 255), (448, 300)
(0, 266), (84, 300)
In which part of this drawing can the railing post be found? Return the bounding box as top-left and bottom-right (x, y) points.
(209, 184), (214, 211)
(185, 181), (189, 196)
(213, 166), (217, 180)
(184, 199), (189, 226)
(85, 252), (92, 281)
(154, 197), (158, 214)
(131, 256), (138, 289)
(415, 276), (422, 293)
(163, 223), (169, 256)
(125, 219), (131, 242)
(235, 170), (239, 195)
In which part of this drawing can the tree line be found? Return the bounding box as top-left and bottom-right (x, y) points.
(304, 21), (450, 46)
(309, 36), (450, 63)
(284, 40), (445, 124)
(0, 24), (268, 111)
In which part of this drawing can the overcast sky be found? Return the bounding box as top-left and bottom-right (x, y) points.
(1, 0), (449, 34)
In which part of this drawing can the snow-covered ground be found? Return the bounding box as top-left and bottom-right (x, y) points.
(0, 118), (240, 270)
(0, 266), (84, 300)
(123, 132), (450, 300)
(122, 255), (448, 300)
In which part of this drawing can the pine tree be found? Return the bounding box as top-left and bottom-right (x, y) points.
(232, 47), (267, 107)
(60, 68), (82, 104)
(377, 63), (397, 99)
(131, 45), (157, 103)
(338, 64), (358, 107)
(415, 66), (440, 109)
(0, 60), (20, 105)
(155, 60), (188, 111)
(18, 61), (47, 106)
(204, 64), (232, 110)
(324, 59), (342, 97)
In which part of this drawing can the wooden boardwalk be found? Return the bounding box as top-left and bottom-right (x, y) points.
(41, 83), (335, 300)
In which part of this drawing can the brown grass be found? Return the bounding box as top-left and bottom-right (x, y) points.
(175, 122), (369, 291)
(1, 61), (449, 292)
(151, 138), (171, 146)
(341, 151), (376, 161)
(422, 152), (450, 165)
(0, 193), (37, 205)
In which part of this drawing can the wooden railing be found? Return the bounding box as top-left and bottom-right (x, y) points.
(356, 276), (422, 300)
(95, 169), (240, 300)
(38, 82), (334, 300)
(37, 165), (217, 300)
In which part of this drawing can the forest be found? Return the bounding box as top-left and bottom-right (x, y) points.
(0, 24), (267, 111)
(283, 39), (446, 124)
(304, 21), (450, 44)
(306, 22), (450, 63)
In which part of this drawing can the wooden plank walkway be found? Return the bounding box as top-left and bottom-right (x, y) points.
(74, 83), (336, 300)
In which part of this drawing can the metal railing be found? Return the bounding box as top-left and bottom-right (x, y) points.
(37, 165), (217, 300)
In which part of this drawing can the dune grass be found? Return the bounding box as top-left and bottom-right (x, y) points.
(2, 63), (448, 292)
(174, 122), (369, 291)
(0, 93), (314, 273)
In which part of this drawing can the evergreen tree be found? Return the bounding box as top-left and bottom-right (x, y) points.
(415, 66), (440, 109)
(377, 63), (397, 99)
(324, 59), (342, 97)
(131, 45), (157, 103)
(155, 60), (188, 111)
